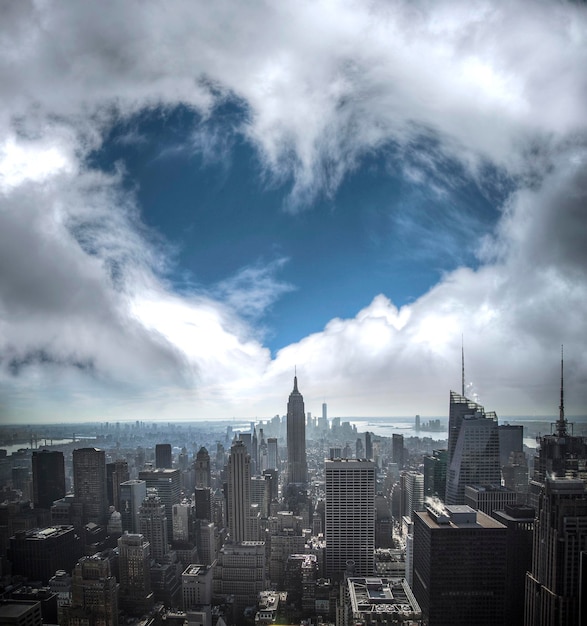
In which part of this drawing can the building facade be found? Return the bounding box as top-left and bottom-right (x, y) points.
(325, 458), (375, 579)
(286, 376), (308, 486)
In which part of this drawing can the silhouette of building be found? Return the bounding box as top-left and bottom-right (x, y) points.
(498, 424), (524, 467)
(155, 443), (173, 469)
(445, 392), (501, 505)
(287, 376), (308, 486)
(413, 503), (506, 626)
(118, 533), (153, 616)
(32, 450), (65, 510)
(72, 448), (108, 525)
(227, 439), (252, 542)
(119, 480), (147, 534)
(365, 432), (373, 461)
(525, 353), (587, 626)
(325, 458), (375, 579)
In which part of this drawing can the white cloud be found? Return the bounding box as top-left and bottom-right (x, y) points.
(1, 0), (587, 422)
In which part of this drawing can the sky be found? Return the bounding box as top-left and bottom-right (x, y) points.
(1, 0), (587, 424)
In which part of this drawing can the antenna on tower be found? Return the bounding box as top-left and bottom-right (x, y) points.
(461, 335), (465, 397)
(557, 345), (567, 437)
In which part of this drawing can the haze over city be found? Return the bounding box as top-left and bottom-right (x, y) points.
(1, 1), (587, 424)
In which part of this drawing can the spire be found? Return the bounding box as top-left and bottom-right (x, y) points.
(557, 345), (567, 437)
(461, 335), (465, 397)
(293, 374), (298, 393)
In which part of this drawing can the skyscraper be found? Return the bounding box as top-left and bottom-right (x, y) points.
(72, 448), (108, 525)
(287, 375), (308, 486)
(138, 468), (181, 541)
(120, 479), (147, 534)
(139, 490), (168, 561)
(194, 446), (211, 488)
(118, 533), (153, 616)
(32, 450), (65, 510)
(412, 503), (506, 626)
(65, 554), (118, 626)
(524, 354), (587, 626)
(325, 458), (375, 579)
(155, 443), (172, 469)
(445, 392), (501, 505)
(227, 438), (252, 542)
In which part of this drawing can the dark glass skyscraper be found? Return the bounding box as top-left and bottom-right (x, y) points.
(32, 450), (65, 509)
(286, 375), (308, 486)
(72, 447), (108, 525)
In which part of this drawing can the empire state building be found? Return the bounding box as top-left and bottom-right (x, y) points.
(286, 375), (308, 486)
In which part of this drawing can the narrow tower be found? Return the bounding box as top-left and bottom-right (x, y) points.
(286, 375), (308, 486)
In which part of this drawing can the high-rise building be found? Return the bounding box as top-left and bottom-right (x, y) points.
(155, 443), (173, 469)
(464, 484), (518, 518)
(412, 503), (507, 626)
(392, 434), (405, 470)
(106, 459), (129, 510)
(139, 490), (168, 560)
(267, 438), (278, 471)
(213, 541), (266, 618)
(286, 376), (308, 486)
(325, 458), (375, 579)
(64, 554), (118, 626)
(498, 424), (524, 467)
(119, 480), (147, 534)
(72, 448), (108, 525)
(493, 504), (535, 626)
(172, 501), (193, 542)
(8, 526), (82, 584)
(194, 447), (211, 488)
(365, 432), (373, 461)
(0, 600), (43, 626)
(445, 392), (501, 505)
(117, 533), (153, 616)
(32, 450), (65, 510)
(226, 438), (252, 542)
(138, 468), (181, 541)
(423, 449), (447, 499)
(182, 564), (213, 611)
(401, 471), (424, 522)
(524, 355), (587, 626)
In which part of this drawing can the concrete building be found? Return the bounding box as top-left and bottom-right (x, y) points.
(106, 459), (129, 511)
(286, 375), (308, 486)
(139, 490), (168, 560)
(0, 600), (43, 626)
(464, 484), (518, 517)
(343, 577), (422, 626)
(226, 439), (252, 542)
(194, 447), (211, 489)
(401, 471), (424, 522)
(182, 564), (213, 611)
(118, 533), (153, 616)
(213, 541), (266, 619)
(64, 554), (118, 626)
(72, 448), (108, 525)
(138, 468), (181, 541)
(325, 458), (375, 579)
(267, 438), (278, 471)
(413, 503), (506, 626)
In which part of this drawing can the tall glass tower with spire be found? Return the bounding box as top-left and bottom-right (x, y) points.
(286, 375), (308, 486)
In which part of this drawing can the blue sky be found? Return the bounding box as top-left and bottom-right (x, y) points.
(1, 1), (587, 423)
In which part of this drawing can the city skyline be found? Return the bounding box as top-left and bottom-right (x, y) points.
(2, 2), (587, 424)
